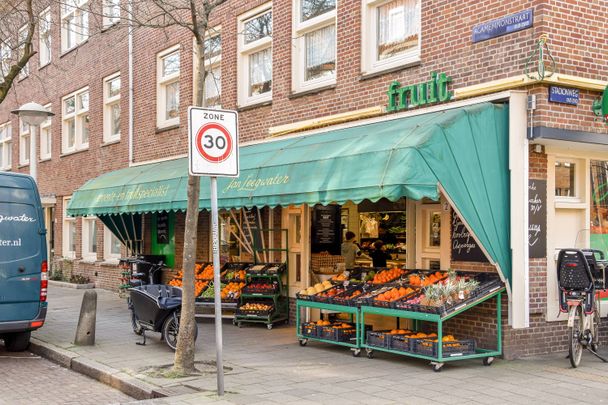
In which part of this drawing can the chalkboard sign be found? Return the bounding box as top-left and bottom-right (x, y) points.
(156, 212), (169, 244)
(242, 207), (262, 250)
(529, 179), (547, 258)
(451, 210), (488, 262)
(312, 205), (342, 255)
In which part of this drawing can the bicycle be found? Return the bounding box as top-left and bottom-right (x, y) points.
(557, 249), (608, 367)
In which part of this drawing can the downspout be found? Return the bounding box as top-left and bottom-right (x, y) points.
(128, 0), (134, 166)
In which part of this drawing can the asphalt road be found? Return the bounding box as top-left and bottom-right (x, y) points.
(0, 345), (133, 405)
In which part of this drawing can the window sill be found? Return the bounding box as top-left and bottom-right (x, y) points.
(360, 60), (422, 81)
(237, 100), (272, 112)
(102, 139), (121, 147)
(39, 157), (51, 163)
(155, 124), (180, 134)
(18, 163), (30, 169)
(101, 21), (120, 33)
(289, 83), (336, 99)
(80, 258), (98, 264)
(100, 259), (119, 267)
(60, 40), (89, 58)
(17, 74), (29, 83)
(555, 201), (586, 209)
(39, 62), (50, 71)
(60, 147), (89, 158)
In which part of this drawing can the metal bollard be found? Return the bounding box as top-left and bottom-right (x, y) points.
(74, 290), (97, 346)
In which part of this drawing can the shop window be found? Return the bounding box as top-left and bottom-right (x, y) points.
(591, 160), (608, 251)
(63, 197), (76, 258)
(40, 104), (52, 160)
(39, 8), (51, 67)
(62, 87), (89, 154)
(19, 119), (30, 166)
(82, 217), (98, 260)
(0, 122), (12, 170)
(18, 25), (29, 79)
(361, 0), (421, 75)
(238, 4), (272, 107)
(358, 198), (407, 261)
(103, 72), (121, 142)
(61, 0), (89, 52)
(555, 161), (576, 197)
(157, 45), (180, 128)
(104, 226), (121, 261)
(293, 0), (336, 93)
(103, 0), (120, 28)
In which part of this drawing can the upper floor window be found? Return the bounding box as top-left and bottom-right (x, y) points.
(157, 45), (180, 128)
(0, 42), (11, 78)
(362, 0), (421, 75)
(103, 72), (121, 142)
(293, 0), (336, 92)
(62, 87), (89, 153)
(18, 25), (29, 79)
(61, 0), (89, 52)
(0, 122), (12, 171)
(39, 8), (52, 67)
(19, 119), (30, 166)
(40, 103), (52, 160)
(238, 4), (272, 107)
(201, 31), (221, 108)
(103, 0), (120, 28)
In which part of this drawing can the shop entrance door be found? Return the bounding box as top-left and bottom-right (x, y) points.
(283, 206), (310, 297)
(415, 202), (450, 270)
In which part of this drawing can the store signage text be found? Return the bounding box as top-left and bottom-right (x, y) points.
(387, 72), (452, 113)
(223, 174), (290, 193)
(592, 83), (608, 124)
(549, 86), (579, 106)
(472, 9), (533, 43)
(97, 185), (170, 203)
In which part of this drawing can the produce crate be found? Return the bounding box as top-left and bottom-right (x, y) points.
(366, 330), (391, 348)
(413, 338), (476, 358)
(320, 326), (357, 343)
(371, 289), (420, 309)
(313, 285), (351, 304)
(242, 283), (278, 294)
(389, 334), (414, 352)
(264, 263), (287, 274)
(296, 292), (315, 301)
(221, 262), (251, 271)
(300, 322), (317, 338)
(332, 284), (373, 306)
(246, 264), (267, 275)
(235, 306), (274, 317)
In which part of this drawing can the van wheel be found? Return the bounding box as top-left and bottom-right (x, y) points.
(4, 331), (31, 352)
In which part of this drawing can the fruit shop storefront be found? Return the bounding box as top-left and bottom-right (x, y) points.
(67, 96), (531, 363)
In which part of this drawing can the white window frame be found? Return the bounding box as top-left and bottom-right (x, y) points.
(103, 0), (121, 28)
(61, 0), (89, 53)
(194, 27), (222, 108)
(361, 0), (421, 76)
(0, 122), (12, 171)
(237, 3), (273, 107)
(104, 226), (122, 262)
(554, 157), (585, 204)
(18, 25), (29, 79)
(82, 217), (98, 261)
(62, 87), (90, 154)
(63, 197), (76, 259)
(103, 72), (121, 143)
(156, 45), (181, 129)
(40, 103), (52, 160)
(19, 118), (30, 166)
(292, 0), (337, 93)
(0, 42), (11, 78)
(39, 8), (52, 67)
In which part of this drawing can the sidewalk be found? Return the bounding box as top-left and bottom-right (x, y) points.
(33, 285), (608, 404)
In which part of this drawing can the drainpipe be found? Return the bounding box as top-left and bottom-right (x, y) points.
(128, 0), (134, 166)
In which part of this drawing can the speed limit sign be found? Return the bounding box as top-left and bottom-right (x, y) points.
(188, 107), (239, 177)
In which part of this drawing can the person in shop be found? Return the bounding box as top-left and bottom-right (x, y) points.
(369, 240), (392, 268)
(341, 231), (370, 272)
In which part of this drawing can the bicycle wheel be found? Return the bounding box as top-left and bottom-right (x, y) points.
(591, 305), (600, 352)
(569, 304), (583, 368)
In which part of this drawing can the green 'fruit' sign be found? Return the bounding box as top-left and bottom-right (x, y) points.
(592, 83), (608, 124)
(387, 72), (453, 112)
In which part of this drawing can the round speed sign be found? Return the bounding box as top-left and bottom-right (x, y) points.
(195, 122), (233, 163)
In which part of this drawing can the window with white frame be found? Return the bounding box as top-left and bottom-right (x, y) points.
(103, 0), (120, 28)
(61, 0), (89, 52)
(19, 119), (30, 165)
(201, 31), (221, 108)
(157, 46), (180, 128)
(82, 217), (98, 260)
(63, 197), (76, 258)
(18, 25), (29, 79)
(104, 226), (121, 261)
(361, 0), (421, 75)
(39, 8), (52, 67)
(0, 122), (11, 170)
(103, 73), (121, 142)
(555, 160), (578, 198)
(238, 4), (273, 106)
(40, 104), (52, 160)
(293, 0), (336, 92)
(0, 42), (11, 78)
(62, 87), (89, 153)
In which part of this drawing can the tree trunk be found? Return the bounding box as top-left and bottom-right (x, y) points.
(173, 173), (200, 374)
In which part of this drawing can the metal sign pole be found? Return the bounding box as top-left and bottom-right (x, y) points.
(210, 176), (225, 395)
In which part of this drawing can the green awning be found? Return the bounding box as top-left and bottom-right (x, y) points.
(68, 103), (510, 283)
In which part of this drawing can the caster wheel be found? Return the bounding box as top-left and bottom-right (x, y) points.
(267, 324), (273, 330)
(237, 322), (242, 328)
(483, 357), (495, 366)
(432, 363), (444, 372)
(299, 339), (308, 347)
(591, 343), (599, 352)
(232, 319), (237, 326)
(366, 349), (374, 359)
(352, 349), (361, 357)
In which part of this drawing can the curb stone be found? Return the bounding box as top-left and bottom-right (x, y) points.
(29, 338), (165, 400)
(49, 280), (96, 289)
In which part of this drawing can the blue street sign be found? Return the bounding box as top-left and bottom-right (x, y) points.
(472, 9), (534, 43)
(549, 86), (579, 106)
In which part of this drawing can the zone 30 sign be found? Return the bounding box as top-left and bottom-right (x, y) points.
(188, 107), (239, 177)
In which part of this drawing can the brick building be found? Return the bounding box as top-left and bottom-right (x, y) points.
(1, 0), (608, 359)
